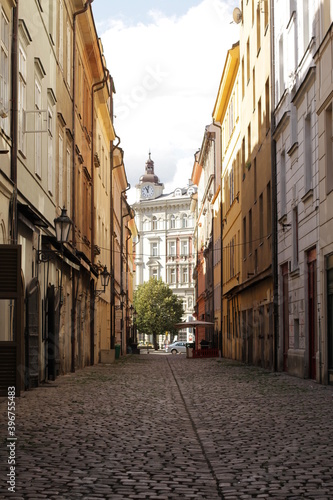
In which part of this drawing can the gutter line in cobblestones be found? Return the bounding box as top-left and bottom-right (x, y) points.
(167, 357), (225, 499)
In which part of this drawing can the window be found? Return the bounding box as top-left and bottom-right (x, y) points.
(256, 3), (261, 54)
(243, 216), (247, 259)
(258, 97), (262, 142)
(48, 0), (56, 43)
(322, 0), (331, 37)
(325, 105), (333, 194)
(264, 0), (268, 30)
(182, 266), (188, 283)
(292, 206), (299, 269)
(241, 57), (245, 99)
(170, 214), (175, 229)
(0, 8), (9, 134)
(267, 182), (271, 235)
(59, 0), (63, 69)
(152, 216), (157, 230)
(66, 147), (71, 213)
(181, 240), (188, 256)
(18, 45), (27, 154)
(249, 209), (252, 254)
(58, 133), (63, 206)
(252, 68), (255, 110)
(47, 108), (53, 194)
(279, 35), (285, 98)
(304, 113), (312, 193)
(265, 78), (270, 131)
(35, 79), (42, 178)
(170, 267), (176, 284)
(151, 267), (158, 280)
(242, 137), (245, 177)
(169, 240), (176, 256)
(151, 242), (158, 257)
(303, 0), (310, 51)
(280, 151), (286, 217)
(229, 167), (234, 206)
(66, 21), (71, 86)
(259, 193), (263, 241)
(182, 214), (188, 228)
(229, 97), (234, 138)
(230, 237), (235, 278)
(246, 38), (250, 83)
(254, 157), (257, 201)
(247, 123), (251, 160)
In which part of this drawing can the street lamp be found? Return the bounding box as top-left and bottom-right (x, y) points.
(95, 265), (110, 296)
(129, 305), (138, 343)
(54, 207), (72, 244)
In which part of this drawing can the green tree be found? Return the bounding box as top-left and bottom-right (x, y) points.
(134, 278), (184, 349)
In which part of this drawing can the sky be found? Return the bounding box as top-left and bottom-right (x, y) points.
(91, 0), (239, 204)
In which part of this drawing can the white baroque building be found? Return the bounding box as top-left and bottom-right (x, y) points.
(273, 0), (320, 380)
(132, 154), (197, 342)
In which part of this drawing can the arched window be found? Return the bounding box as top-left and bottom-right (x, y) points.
(182, 214), (188, 228)
(170, 214), (175, 229)
(152, 216), (157, 230)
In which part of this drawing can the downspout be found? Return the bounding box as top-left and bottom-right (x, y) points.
(89, 68), (109, 366)
(270, 0), (278, 372)
(71, 0), (94, 372)
(110, 137), (122, 349)
(120, 184), (131, 355)
(125, 229), (131, 348)
(10, 2), (18, 244)
(91, 67), (109, 264)
(212, 120), (223, 355)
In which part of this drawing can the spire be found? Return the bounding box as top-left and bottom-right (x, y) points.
(145, 151), (154, 175)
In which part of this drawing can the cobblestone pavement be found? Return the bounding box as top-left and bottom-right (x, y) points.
(1, 354), (333, 499)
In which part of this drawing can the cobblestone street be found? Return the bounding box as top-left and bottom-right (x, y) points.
(1, 354), (333, 499)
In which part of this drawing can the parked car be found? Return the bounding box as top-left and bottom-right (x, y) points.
(167, 341), (194, 354)
(137, 342), (154, 350)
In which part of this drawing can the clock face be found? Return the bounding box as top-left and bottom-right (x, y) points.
(141, 185), (154, 198)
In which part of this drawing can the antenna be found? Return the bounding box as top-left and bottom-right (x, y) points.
(232, 7), (242, 24)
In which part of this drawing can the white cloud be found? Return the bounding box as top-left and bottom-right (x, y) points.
(100, 0), (239, 204)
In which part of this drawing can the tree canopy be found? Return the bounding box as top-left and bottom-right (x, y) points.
(134, 278), (184, 348)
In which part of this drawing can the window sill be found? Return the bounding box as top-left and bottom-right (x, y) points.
(301, 189), (313, 203)
(287, 142), (298, 157)
(290, 266), (299, 278)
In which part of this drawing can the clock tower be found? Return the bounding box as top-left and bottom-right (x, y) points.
(135, 153), (164, 201)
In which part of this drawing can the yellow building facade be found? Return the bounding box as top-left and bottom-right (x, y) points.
(238, 0), (273, 368)
(213, 43), (242, 360)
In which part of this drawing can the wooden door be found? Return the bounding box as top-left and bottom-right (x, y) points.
(308, 249), (317, 380)
(282, 263), (289, 372)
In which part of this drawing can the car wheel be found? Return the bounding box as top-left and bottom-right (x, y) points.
(171, 349), (177, 354)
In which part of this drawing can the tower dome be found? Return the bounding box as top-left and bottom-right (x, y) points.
(139, 152), (161, 184)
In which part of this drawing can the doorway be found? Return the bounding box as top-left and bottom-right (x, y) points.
(281, 263), (289, 372)
(308, 249), (317, 380)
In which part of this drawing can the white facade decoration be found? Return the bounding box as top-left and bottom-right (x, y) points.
(132, 155), (196, 342)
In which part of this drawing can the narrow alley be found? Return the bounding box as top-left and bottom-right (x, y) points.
(1, 355), (333, 499)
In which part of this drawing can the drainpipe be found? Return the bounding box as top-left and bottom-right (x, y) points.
(91, 67), (109, 264)
(10, 1), (18, 244)
(125, 229), (131, 348)
(212, 120), (222, 353)
(270, 0), (278, 372)
(89, 68), (109, 367)
(120, 184), (131, 355)
(71, 0), (94, 373)
(110, 137), (123, 349)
